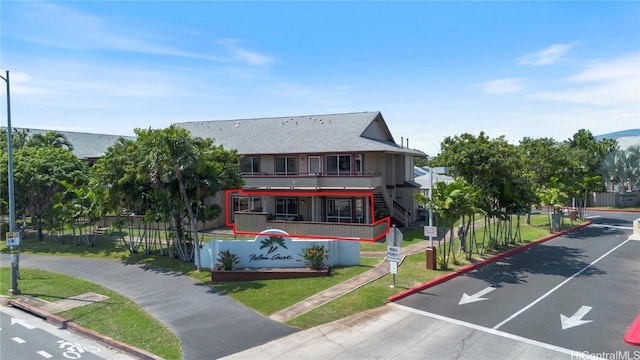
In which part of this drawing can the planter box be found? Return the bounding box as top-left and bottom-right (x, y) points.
(211, 268), (330, 282)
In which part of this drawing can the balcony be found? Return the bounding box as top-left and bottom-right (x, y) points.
(242, 172), (383, 190)
(233, 211), (389, 242)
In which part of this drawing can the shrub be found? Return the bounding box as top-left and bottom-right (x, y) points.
(216, 249), (239, 271)
(300, 243), (329, 270)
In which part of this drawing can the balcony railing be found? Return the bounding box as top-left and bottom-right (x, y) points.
(233, 211), (389, 241)
(241, 172), (383, 190)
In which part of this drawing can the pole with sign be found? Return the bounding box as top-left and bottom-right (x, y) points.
(386, 225), (403, 287)
(6, 232), (20, 294)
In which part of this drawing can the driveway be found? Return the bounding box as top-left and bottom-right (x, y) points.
(225, 210), (640, 359)
(0, 254), (297, 359)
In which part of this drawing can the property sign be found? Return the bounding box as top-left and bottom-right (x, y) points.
(5, 232), (20, 247)
(390, 261), (398, 274)
(424, 225), (437, 238)
(387, 245), (401, 263)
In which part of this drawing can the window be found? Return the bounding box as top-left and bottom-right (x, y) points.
(355, 154), (363, 174)
(308, 156), (321, 174)
(232, 196), (261, 222)
(276, 197), (298, 220)
(233, 196), (261, 212)
(355, 198), (364, 223)
(326, 155), (351, 175)
(240, 157), (260, 174)
(326, 199), (352, 223)
(275, 156), (297, 175)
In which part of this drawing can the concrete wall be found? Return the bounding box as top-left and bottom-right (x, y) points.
(588, 191), (640, 208)
(197, 229), (360, 270)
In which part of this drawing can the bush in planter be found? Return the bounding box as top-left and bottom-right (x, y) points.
(300, 243), (329, 270)
(216, 249), (239, 270)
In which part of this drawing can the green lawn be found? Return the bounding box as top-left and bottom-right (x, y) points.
(289, 213), (575, 329)
(0, 212), (582, 358)
(0, 268), (182, 360)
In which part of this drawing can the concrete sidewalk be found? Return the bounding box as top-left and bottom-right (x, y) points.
(269, 225), (447, 322)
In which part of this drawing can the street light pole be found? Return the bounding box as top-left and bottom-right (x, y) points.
(428, 165), (433, 247)
(1, 70), (20, 295)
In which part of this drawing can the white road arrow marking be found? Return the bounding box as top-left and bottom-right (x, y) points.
(11, 318), (36, 330)
(561, 305), (593, 330)
(459, 286), (496, 305)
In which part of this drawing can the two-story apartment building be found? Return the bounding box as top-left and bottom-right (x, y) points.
(6, 112), (425, 242)
(176, 111), (426, 242)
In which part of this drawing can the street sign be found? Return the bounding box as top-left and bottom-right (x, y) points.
(390, 261), (398, 274)
(387, 245), (401, 263)
(5, 232), (20, 247)
(386, 226), (404, 247)
(424, 225), (437, 238)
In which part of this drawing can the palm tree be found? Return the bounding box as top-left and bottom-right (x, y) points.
(423, 178), (472, 268)
(537, 187), (567, 232)
(27, 131), (74, 151)
(599, 145), (640, 192)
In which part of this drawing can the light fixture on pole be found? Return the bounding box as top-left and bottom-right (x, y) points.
(1, 70), (20, 295)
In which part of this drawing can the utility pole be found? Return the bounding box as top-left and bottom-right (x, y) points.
(1, 70), (20, 295)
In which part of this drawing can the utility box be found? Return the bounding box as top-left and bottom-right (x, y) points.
(426, 247), (436, 270)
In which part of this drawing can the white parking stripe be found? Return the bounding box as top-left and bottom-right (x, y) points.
(492, 238), (631, 330)
(37, 350), (53, 358)
(12, 337), (26, 344)
(389, 303), (602, 359)
(589, 224), (633, 230)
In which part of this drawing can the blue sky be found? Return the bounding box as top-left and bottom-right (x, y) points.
(1, 1), (638, 155)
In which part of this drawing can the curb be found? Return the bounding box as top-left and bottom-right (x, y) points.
(388, 221), (592, 302)
(7, 299), (164, 360)
(587, 208), (640, 213)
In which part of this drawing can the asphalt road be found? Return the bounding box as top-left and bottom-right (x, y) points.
(1, 305), (133, 360)
(227, 210), (640, 359)
(396, 210), (639, 356)
(0, 254), (297, 360)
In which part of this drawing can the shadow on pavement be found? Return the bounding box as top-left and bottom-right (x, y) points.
(466, 243), (606, 287)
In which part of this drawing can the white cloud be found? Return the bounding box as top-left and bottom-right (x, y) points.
(533, 52), (640, 107)
(13, 2), (227, 62)
(218, 38), (275, 66)
(518, 42), (578, 66)
(478, 78), (525, 94)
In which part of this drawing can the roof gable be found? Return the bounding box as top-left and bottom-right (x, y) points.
(360, 113), (395, 143)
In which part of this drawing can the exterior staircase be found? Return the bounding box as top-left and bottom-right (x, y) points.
(373, 192), (411, 228)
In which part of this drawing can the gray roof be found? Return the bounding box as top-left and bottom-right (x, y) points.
(4, 127), (133, 159)
(175, 111), (425, 156)
(414, 173), (455, 190)
(3, 112), (425, 159)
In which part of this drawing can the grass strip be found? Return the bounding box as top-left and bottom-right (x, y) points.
(0, 268), (182, 360)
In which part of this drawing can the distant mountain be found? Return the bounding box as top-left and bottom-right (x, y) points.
(596, 129), (640, 150)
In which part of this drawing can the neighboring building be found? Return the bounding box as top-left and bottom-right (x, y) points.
(176, 111), (426, 241)
(414, 166), (455, 198)
(3, 127), (133, 166)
